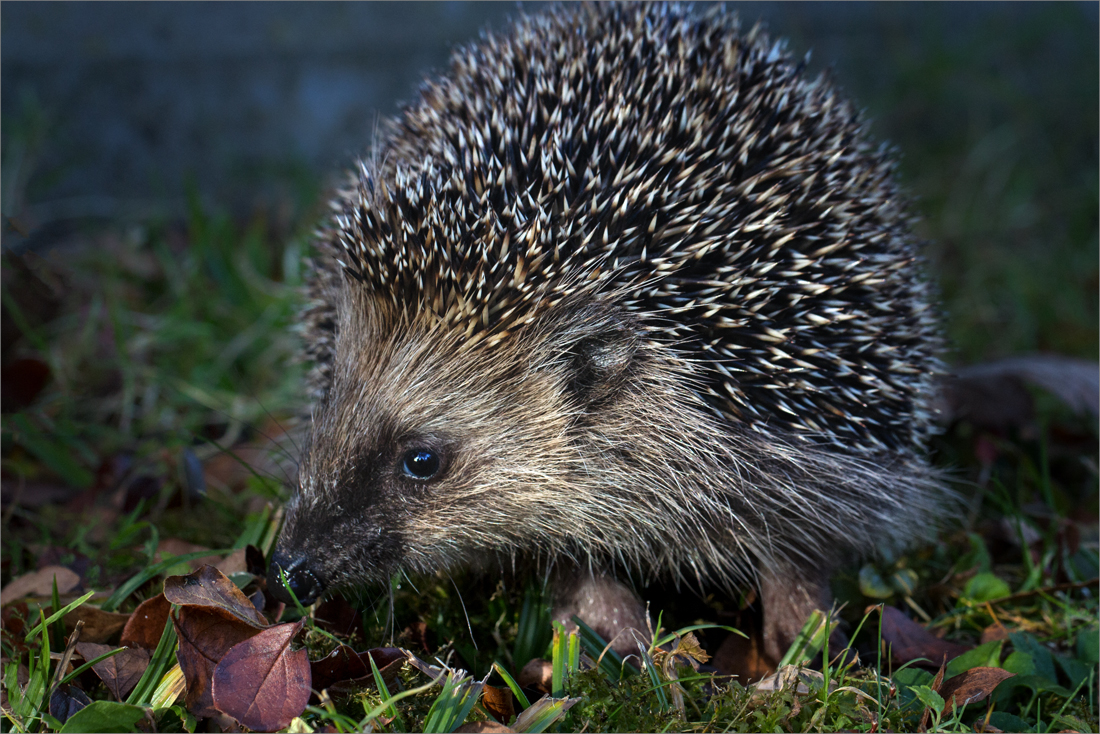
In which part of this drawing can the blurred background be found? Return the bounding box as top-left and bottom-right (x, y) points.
(3, 2), (1097, 364)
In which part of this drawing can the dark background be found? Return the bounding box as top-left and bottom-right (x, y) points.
(3, 1), (1098, 362)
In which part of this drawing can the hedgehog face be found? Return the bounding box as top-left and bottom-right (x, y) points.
(268, 293), (642, 605)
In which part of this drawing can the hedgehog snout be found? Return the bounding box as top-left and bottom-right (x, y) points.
(268, 547), (327, 606)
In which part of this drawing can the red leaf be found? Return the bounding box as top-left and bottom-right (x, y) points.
(212, 620), (311, 732)
(164, 565), (267, 628)
(173, 605), (262, 718)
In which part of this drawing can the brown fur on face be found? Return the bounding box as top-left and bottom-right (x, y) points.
(277, 280), (942, 601)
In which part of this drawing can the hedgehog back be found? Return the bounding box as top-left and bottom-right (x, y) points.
(317, 3), (941, 458)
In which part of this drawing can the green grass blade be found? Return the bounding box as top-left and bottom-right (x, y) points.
(357, 672), (447, 730)
(492, 662), (531, 710)
(23, 591), (95, 643)
(100, 549), (233, 611)
(511, 696), (581, 734)
(513, 583), (551, 669)
(59, 647), (126, 688)
(777, 609), (830, 668)
(368, 652), (404, 731)
(127, 613), (178, 706)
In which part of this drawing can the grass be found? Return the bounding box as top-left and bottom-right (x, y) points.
(2, 5), (1097, 733)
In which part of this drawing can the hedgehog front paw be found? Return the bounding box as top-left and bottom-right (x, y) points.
(551, 570), (651, 660)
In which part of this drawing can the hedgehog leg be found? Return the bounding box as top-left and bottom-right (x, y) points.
(551, 570), (651, 658)
(760, 566), (848, 665)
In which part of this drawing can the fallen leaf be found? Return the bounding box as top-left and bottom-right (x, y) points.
(670, 631), (710, 667)
(980, 623), (1010, 645)
(211, 620), (310, 732)
(753, 665), (827, 696)
(482, 683), (515, 725)
(875, 605), (969, 667)
(120, 594), (172, 649)
(75, 643), (151, 701)
(173, 605), (263, 718)
(2, 602), (30, 654)
(49, 684), (92, 724)
(939, 667), (1016, 716)
(937, 355), (1100, 431)
(325, 648), (407, 697)
(1, 565), (81, 605)
(517, 658), (553, 695)
(64, 605), (130, 644)
(309, 645), (368, 692)
(164, 566), (267, 628)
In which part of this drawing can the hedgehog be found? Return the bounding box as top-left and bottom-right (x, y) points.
(267, 2), (947, 662)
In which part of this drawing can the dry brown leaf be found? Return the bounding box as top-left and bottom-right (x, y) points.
(876, 605), (969, 667)
(980, 623), (1010, 645)
(939, 667), (1016, 716)
(482, 683), (515, 725)
(668, 631), (710, 667)
(164, 566), (267, 628)
(1, 566), (81, 605)
(326, 648), (407, 698)
(120, 593), (172, 649)
(74, 642), (151, 700)
(211, 620), (310, 732)
(309, 645), (368, 692)
(63, 605), (130, 644)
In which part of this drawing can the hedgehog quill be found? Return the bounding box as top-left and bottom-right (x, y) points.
(268, 3), (949, 661)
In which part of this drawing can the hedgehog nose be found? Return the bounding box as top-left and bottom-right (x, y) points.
(267, 549), (325, 606)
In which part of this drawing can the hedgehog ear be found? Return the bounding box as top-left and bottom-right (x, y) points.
(566, 312), (640, 408)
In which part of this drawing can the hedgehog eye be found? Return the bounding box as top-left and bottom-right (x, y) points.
(401, 448), (440, 480)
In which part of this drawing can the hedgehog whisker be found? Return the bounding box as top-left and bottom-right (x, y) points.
(447, 572), (478, 652)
